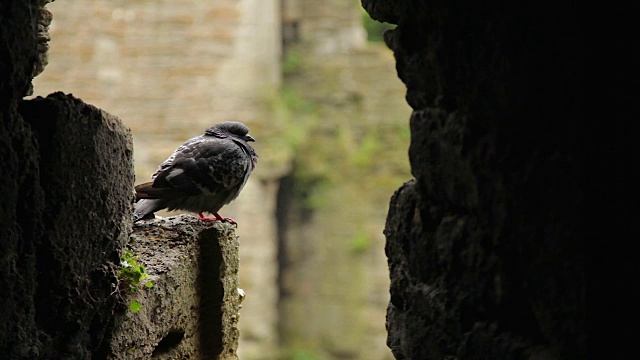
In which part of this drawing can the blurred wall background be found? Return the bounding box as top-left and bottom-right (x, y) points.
(31, 0), (410, 359)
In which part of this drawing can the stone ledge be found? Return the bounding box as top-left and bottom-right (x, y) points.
(106, 215), (242, 360)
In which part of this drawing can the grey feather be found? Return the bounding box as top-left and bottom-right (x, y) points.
(133, 121), (257, 222)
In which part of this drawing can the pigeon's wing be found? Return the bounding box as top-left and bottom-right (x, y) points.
(149, 136), (202, 180)
(135, 136), (250, 200)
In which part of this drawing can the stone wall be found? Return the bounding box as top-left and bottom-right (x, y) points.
(363, 1), (587, 359)
(1, 92), (133, 358)
(107, 216), (241, 360)
(31, 1), (284, 357)
(1, 4), (134, 346)
(1, 1), (243, 358)
(28, 1), (411, 358)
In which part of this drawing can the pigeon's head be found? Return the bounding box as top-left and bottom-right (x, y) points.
(206, 121), (255, 142)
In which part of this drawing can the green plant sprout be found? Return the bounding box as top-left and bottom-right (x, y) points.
(114, 251), (153, 313)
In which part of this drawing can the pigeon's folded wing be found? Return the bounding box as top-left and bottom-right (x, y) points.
(136, 137), (249, 200)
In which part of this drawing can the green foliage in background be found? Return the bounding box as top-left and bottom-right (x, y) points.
(362, 9), (395, 42)
(270, 28), (411, 355)
(263, 79), (410, 213)
(283, 48), (305, 75)
(349, 229), (372, 254)
(293, 120), (410, 210)
(256, 84), (315, 176)
(262, 36), (412, 236)
(279, 348), (326, 360)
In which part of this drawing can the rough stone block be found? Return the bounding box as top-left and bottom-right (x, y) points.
(364, 0), (586, 359)
(106, 215), (242, 360)
(1, 92), (134, 359)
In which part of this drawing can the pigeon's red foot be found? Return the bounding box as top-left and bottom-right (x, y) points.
(222, 217), (237, 225)
(198, 213), (237, 226)
(198, 213), (220, 221)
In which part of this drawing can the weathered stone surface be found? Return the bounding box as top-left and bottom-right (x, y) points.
(2, 2), (242, 358)
(33, 4), (286, 354)
(364, 1), (587, 359)
(1, 2), (45, 357)
(22, 93), (134, 359)
(107, 215), (241, 360)
(1, 90), (134, 357)
(33, 1), (410, 359)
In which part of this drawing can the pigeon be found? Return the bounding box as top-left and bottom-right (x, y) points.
(134, 121), (257, 224)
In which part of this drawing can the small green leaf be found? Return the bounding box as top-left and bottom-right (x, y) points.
(145, 281), (154, 288)
(129, 300), (142, 313)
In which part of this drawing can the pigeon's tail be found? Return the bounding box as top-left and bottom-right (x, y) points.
(135, 181), (190, 198)
(134, 199), (162, 222)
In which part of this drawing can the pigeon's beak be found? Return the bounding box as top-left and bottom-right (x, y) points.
(245, 135), (255, 142)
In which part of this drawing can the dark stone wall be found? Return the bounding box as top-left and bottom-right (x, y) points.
(1, 0), (48, 356)
(1, 1), (134, 358)
(362, 1), (597, 359)
(1, 3), (242, 359)
(0, 91), (134, 359)
(18, 93), (134, 358)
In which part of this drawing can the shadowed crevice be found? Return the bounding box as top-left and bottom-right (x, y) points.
(152, 329), (185, 357)
(198, 228), (224, 357)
